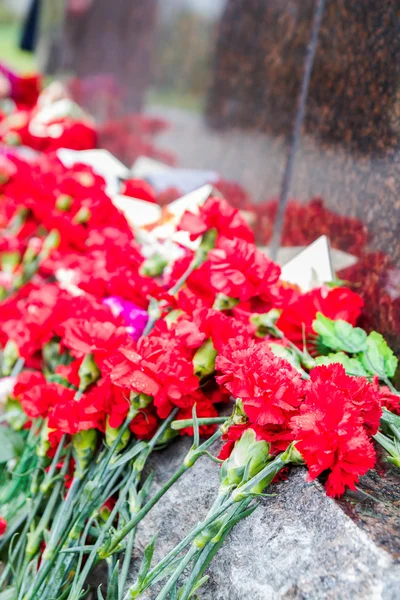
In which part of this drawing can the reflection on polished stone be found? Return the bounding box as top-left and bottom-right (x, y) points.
(44, 0), (400, 353)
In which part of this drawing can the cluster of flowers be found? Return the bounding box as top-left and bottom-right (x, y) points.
(0, 73), (399, 599)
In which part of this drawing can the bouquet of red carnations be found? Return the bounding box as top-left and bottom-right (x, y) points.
(0, 76), (399, 600)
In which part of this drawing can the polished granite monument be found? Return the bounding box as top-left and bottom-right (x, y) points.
(40, 1), (400, 595)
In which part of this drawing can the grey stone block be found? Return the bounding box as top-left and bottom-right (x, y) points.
(130, 438), (400, 599)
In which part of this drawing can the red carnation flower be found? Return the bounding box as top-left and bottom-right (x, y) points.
(208, 237), (281, 302)
(277, 286), (364, 347)
(48, 382), (106, 435)
(121, 178), (156, 203)
(58, 318), (131, 369)
(378, 384), (400, 415)
(130, 408), (159, 440)
(0, 517), (7, 536)
(19, 381), (58, 419)
(217, 336), (307, 425)
(105, 333), (199, 419)
(291, 365), (377, 497)
(178, 196), (254, 243)
(309, 364), (382, 435)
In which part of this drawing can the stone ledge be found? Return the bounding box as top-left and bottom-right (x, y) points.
(130, 438), (400, 599)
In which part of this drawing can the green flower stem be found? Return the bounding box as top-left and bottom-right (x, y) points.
(67, 410), (179, 600)
(29, 461), (130, 600)
(171, 417), (227, 431)
(119, 512), (137, 595)
(25, 413), (137, 598)
(178, 499), (252, 600)
(389, 424), (400, 443)
(131, 499), (236, 597)
(154, 496), (240, 600)
(103, 428), (223, 559)
(103, 462), (189, 560)
(38, 468), (127, 600)
(67, 462), (143, 600)
(231, 449), (295, 502)
(17, 455), (71, 591)
(9, 356), (25, 377)
(155, 545), (200, 600)
(0, 436), (67, 591)
(0, 423), (42, 508)
(168, 233), (214, 297)
(26, 454), (71, 558)
(43, 477), (82, 561)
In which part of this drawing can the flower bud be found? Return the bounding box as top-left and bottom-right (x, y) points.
(231, 399), (248, 425)
(1, 251), (21, 273)
(165, 309), (184, 327)
(281, 442), (304, 465)
(42, 340), (63, 371)
(213, 294), (239, 311)
(23, 237), (43, 264)
(105, 416), (130, 453)
(220, 429), (270, 491)
(73, 206), (91, 224)
(199, 228), (217, 254)
(131, 393), (153, 410)
(40, 229), (60, 258)
(72, 429), (98, 479)
(55, 194), (73, 211)
(387, 456), (400, 468)
(2, 340), (19, 376)
(37, 420), (52, 458)
(9, 207), (29, 235)
(250, 309), (282, 336)
(4, 132), (21, 146)
(4, 397), (27, 430)
(154, 425), (179, 446)
(193, 518), (224, 549)
(140, 253), (168, 277)
(78, 353), (101, 392)
(193, 339), (217, 379)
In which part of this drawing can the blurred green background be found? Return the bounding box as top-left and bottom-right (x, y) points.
(0, 1), (37, 72)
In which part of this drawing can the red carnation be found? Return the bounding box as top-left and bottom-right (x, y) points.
(378, 384), (400, 415)
(217, 336), (307, 425)
(121, 178), (156, 203)
(58, 318), (131, 368)
(309, 364), (382, 435)
(0, 517), (7, 536)
(19, 381), (58, 419)
(178, 196), (254, 243)
(48, 382), (106, 435)
(208, 237), (281, 302)
(277, 286), (364, 347)
(130, 408), (159, 440)
(291, 365), (377, 497)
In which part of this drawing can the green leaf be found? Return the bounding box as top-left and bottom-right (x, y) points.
(137, 534), (157, 585)
(0, 588), (17, 600)
(106, 561), (119, 600)
(109, 441), (147, 471)
(97, 587), (106, 600)
(359, 331), (398, 379)
(46, 373), (78, 390)
(0, 425), (25, 463)
(2, 397), (27, 430)
(314, 352), (368, 377)
(313, 313), (368, 354)
(269, 344), (303, 372)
